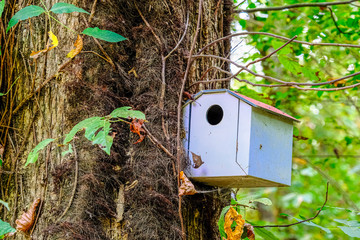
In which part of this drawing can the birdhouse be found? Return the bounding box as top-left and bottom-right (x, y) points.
(183, 89), (299, 188)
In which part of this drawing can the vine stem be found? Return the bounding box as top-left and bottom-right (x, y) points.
(176, 1), (203, 239)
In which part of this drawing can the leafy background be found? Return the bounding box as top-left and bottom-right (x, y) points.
(230, 0), (360, 239)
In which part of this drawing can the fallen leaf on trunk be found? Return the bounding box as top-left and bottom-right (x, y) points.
(191, 152), (204, 168)
(129, 119), (146, 144)
(179, 171), (197, 196)
(15, 198), (41, 232)
(67, 35), (83, 58)
(224, 207), (245, 240)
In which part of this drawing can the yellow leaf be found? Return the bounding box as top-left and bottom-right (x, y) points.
(48, 31), (58, 50)
(67, 35), (83, 58)
(224, 207), (245, 240)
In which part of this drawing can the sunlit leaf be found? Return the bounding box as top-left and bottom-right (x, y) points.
(25, 139), (54, 167)
(50, 2), (89, 14)
(334, 219), (360, 227)
(67, 35), (83, 58)
(82, 27), (127, 43)
(30, 31), (58, 58)
(338, 226), (360, 237)
(7, 5), (45, 32)
(252, 198), (272, 206)
(253, 227), (279, 240)
(109, 107), (145, 120)
(293, 217), (331, 233)
(48, 31), (58, 50)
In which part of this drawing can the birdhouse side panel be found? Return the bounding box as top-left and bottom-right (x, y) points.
(235, 101), (252, 175)
(248, 109), (293, 186)
(186, 92), (242, 177)
(183, 104), (191, 155)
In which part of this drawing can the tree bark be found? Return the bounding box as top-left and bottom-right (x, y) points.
(0, 0), (232, 239)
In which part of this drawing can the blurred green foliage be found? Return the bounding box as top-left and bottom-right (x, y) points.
(230, 0), (360, 239)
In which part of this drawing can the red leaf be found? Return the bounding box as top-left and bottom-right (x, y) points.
(129, 119), (146, 144)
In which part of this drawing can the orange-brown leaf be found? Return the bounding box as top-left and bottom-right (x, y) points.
(243, 223), (255, 240)
(224, 207), (245, 240)
(67, 35), (83, 58)
(333, 79), (346, 87)
(129, 119), (146, 144)
(15, 198), (41, 232)
(178, 171), (197, 196)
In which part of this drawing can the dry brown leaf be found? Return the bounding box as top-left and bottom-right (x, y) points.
(191, 152), (204, 169)
(224, 207), (245, 240)
(129, 119), (146, 144)
(67, 35), (83, 58)
(178, 171), (197, 196)
(15, 198), (41, 232)
(243, 223), (255, 240)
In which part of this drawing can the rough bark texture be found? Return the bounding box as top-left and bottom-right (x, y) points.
(0, 0), (232, 239)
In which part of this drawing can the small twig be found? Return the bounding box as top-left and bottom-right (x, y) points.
(57, 142), (79, 222)
(197, 31), (360, 55)
(165, 12), (189, 60)
(234, 0), (357, 13)
(82, 16), (115, 69)
(13, 59), (72, 115)
(143, 125), (176, 161)
(253, 182), (329, 228)
(134, 2), (163, 49)
(88, 0), (98, 23)
(81, 51), (110, 62)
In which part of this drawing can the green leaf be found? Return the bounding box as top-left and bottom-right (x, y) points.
(82, 27), (127, 43)
(0, 93), (5, 96)
(25, 138), (54, 167)
(63, 117), (103, 144)
(278, 55), (301, 75)
(334, 219), (360, 227)
(50, 2), (89, 14)
(218, 205), (230, 239)
(0, 219), (16, 236)
(253, 227), (279, 240)
(293, 217), (331, 233)
(0, 158), (2, 166)
(83, 118), (109, 141)
(338, 226), (360, 237)
(272, 40), (291, 55)
(0, 0), (5, 18)
(109, 107), (146, 120)
(61, 143), (73, 157)
(91, 129), (113, 155)
(252, 198), (272, 206)
(7, 5), (45, 32)
(0, 200), (9, 211)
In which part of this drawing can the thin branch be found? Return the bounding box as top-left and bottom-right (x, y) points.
(254, 182), (329, 228)
(176, 1), (203, 239)
(197, 32), (360, 55)
(143, 125), (176, 161)
(88, 0), (98, 23)
(191, 54), (360, 89)
(134, 2), (163, 48)
(165, 12), (189, 60)
(234, 0), (357, 13)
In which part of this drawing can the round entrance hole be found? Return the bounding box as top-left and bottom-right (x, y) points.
(206, 105), (224, 125)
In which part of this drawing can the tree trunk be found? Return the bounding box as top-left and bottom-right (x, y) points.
(0, 0), (232, 239)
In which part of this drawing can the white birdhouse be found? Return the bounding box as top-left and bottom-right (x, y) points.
(183, 89), (299, 188)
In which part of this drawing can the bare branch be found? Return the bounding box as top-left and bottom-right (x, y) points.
(197, 32), (360, 55)
(165, 12), (190, 60)
(253, 182), (329, 228)
(191, 54), (360, 90)
(234, 0), (357, 13)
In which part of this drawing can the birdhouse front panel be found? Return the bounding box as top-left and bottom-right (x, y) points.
(183, 89), (297, 188)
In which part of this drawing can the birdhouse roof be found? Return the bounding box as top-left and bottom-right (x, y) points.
(187, 89), (299, 122)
